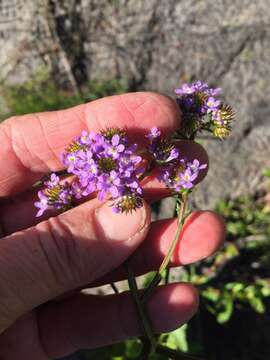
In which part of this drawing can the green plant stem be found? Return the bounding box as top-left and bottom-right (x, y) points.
(165, 268), (170, 284)
(110, 282), (119, 294)
(141, 196), (187, 304)
(124, 260), (157, 355)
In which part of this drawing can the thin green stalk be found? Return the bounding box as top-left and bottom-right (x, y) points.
(165, 268), (170, 284)
(124, 260), (157, 355)
(141, 196), (187, 304)
(110, 282), (119, 294)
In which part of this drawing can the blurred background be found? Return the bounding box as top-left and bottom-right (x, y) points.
(0, 0), (270, 359)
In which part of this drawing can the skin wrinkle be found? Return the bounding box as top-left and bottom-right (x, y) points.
(44, 216), (83, 286)
(120, 93), (150, 114)
(3, 120), (29, 172)
(119, 93), (143, 127)
(57, 107), (85, 150)
(38, 220), (72, 290)
(85, 101), (105, 133)
(0, 173), (21, 191)
(0, 232), (54, 319)
(91, 204), (128, 276)
(147, 94), (180, 133)
(34, 114), (62, 170)
(6, 117), (55, 188)
(0, 122), (30, 191)
(81, 104), (90, 130)
(35, 225), (62, 292)
(0, 121), (43, 196)
(10, 118), (49, 173)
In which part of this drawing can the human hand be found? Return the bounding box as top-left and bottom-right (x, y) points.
(0, 92), (225, 359)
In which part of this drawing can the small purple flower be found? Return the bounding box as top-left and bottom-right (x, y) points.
(97, 171), (123, 199)
(179, 168), (198, 189)
(175, 81), (210, 96)
(212, 109), (222, 123)
(206, 97), (221, 111)
(193, 81), (209, 92)
(106, 134), (125, 159)
(146, 127), (161, 140)
(71, 180), (84, 199)
(167, 148), (179, 162)
(34, 174), (73, 217)
(207, 87), (222, 97)
(79, 130), (91, 145)
(34, 191), (49, 217)
(187, 159), (207, 172)
(175, 83), (196, 95)
(147, 127), (179, 164)
(46, 173), (60, 187)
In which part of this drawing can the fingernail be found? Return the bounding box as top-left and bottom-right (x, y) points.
(95, 203), (147, 242)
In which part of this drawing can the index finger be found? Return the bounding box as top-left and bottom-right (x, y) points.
(0, 92), (180, 197)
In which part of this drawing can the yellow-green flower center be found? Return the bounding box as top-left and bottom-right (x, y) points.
(98, 157), (117, 172)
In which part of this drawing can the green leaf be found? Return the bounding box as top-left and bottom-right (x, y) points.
(217, 294), (234, 324)
(263, 169), (270, 178)
(125, 339), (142, 358)
(165, 325), (189, 352)
(202, 287), (221, 302)
(249, 297), (265, 314)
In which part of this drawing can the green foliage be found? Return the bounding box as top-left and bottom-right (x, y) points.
(263, 169), (270, 178)
(159, 325), (189, 353)
(180, 186), (270, 326)
(0, 68), (128, 120)
(83, 78), (128, 102)
(1, 69), (79, 117)
(202, 279), (270, 324)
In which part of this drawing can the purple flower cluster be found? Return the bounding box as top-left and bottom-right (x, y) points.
(147, 127), (179, 164)
(175, 81), (234, 138)
(175, 80), (221, 116)
(160, 159), (207, 191)
(147, 127), (207, 192)
(35, 81), (230, 217)
(34, 174), (72, 217)
(35, 129), (144, 216)
(62, 130), (142, 201)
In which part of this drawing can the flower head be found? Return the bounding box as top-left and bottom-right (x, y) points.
(112, 193), (143, 214)
(36, 128), (144, 216)
(147, 127), (179, 164)
(34, 174), (73, 217)
(145, 127), (207, 193)
(158, 156), (207, 193)
(175, 81), (233, 139)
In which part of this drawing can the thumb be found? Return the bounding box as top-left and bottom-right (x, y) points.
(0, 199), (150, 333)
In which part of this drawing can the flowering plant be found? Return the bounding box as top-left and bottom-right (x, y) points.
(35, 81), (234, 359)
